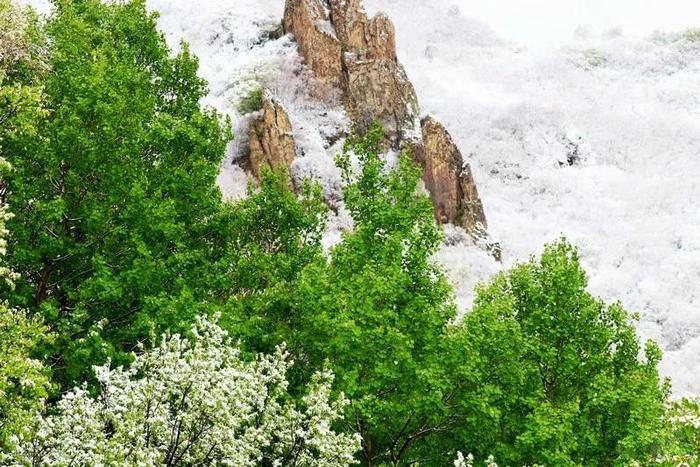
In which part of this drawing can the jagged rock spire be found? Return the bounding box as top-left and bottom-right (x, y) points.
(246, 91), (297, 182)
(283, 0), (418, 142)
(282, 0), (490, 235)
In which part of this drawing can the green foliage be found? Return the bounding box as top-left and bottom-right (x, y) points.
(233, 122), (455, 463)
(0, 2), (51, 453)
(5, 0), (230, 386)
(297, 124), (459, 465)
(0, 0), (46, 83)
(0, 0), (47, 158)
(237, 86), (264, 114)
(220, 168), (328, 357)
(663, 397), (700, 464)
(0, 305), (50, 454)
(446, 240), (671, 466)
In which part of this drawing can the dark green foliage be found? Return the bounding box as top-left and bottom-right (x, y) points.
(5, 0), (230, 385)
(446, 240), (671, 466)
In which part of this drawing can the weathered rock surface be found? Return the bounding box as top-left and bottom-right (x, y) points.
(247, 91), (297, 181)
(344, 59), (419, 140)
(420, 116), (487, 231)
(282, 0), (490, 238)
(284, 0), (418, 141)
(283, 0), (344, 87)
(327, 0), (396, 61)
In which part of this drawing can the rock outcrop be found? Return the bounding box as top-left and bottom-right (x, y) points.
(283, 0), (343, 88)
(420, 116), (487, 231)
(282, 0), (491, 239)
(283, 0), (419, 142)
(247, 91), (297, 181)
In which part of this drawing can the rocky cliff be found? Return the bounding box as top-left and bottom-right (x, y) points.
(281, 0), (488, 234)
(420, 116), (487, 231)
(284, 0), (419, 141)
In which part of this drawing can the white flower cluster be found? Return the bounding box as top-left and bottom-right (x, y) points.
(453, 452), (544, 467)
(454, 452), (497, 467)
(10, 316), (361, 466)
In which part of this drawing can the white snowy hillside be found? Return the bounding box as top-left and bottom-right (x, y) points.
(28, 0), (700, 396)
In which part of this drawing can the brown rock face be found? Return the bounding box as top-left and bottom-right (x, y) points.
(327, 0), (396, 61)
(284, 0), (418, 142)
(247, 91), (297, 181)
(283, 0), (344, 88)
(421, 116), (487, 231)
(282, 0), (490, 237)
(344, 59), (419, 140)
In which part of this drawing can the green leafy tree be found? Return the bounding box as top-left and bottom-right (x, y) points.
(220, 168), (328, 359)
(5, 0), (230, 385)
(1, 0), (46, 166)
(232, 127), (455, 464)
(0, 161), (50, 454)
(661, 397), (700, 465)
(0, 304), (50, 456)
(281, 125), (460, 465)
(0, 0), (51, 454)
(447, 240), (671, 466)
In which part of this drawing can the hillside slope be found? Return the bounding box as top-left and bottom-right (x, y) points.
(27, 0), (700, 395)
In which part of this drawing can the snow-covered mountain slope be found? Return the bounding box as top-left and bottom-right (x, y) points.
(28, 0), (700, 396)
(362, 0), (700, 395)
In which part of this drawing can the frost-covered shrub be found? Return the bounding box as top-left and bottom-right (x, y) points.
(576, 48), (608, 70)
(9, 317), (360, 466)
(680, 28), (700, 44)
(237, 86), (264, 114)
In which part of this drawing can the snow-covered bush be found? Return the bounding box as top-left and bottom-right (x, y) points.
(10, 316), (360, 466)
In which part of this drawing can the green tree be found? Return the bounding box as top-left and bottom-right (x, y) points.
(0, 0), (51, 454)
(283, 125), (460, 465)
(662, 397), (700, 465)
(5, 0), (230, 385)
(220, 168), (328, 359)
(1, 0), (46, 165)
(321, 126), (458, 466)
(447, 240), (670, 466)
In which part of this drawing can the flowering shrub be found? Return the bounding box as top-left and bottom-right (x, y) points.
(10, 317), (360, 466)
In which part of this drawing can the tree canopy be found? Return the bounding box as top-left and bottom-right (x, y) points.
(0, 0), (695, 465)
(5, 0), (230, 385)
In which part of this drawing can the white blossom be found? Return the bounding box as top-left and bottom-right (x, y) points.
(10, 316), (360, 466)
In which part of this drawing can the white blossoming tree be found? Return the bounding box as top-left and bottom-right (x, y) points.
(10, 317), (360, 466)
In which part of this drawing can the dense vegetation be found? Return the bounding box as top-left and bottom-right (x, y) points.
(0, 0), (698, 465)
